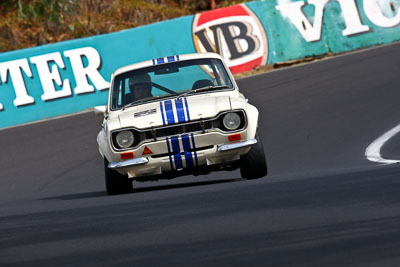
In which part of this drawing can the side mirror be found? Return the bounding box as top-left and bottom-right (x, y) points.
(94, 105), (107, 116)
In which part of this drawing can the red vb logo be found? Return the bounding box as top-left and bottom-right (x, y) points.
(192, 4), (268, 74)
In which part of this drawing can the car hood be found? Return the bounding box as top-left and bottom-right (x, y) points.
(117, 94), (231, 129)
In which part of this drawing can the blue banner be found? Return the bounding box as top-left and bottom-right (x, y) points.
(1, 0), (399, 129)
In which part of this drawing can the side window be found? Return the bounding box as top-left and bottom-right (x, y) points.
(113, 80), (124, 109)
(115, 79), (131, 108)
(213, 61), (231, 87)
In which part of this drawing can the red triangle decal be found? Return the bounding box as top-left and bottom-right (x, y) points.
(142, 146), (153, 155)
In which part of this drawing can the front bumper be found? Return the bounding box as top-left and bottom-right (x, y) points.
(108, 138), (257, 174)
(217, 139), (257, 152)
(108, 157), (149, 169)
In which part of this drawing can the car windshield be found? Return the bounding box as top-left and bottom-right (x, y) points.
(110, 58), (234, 110)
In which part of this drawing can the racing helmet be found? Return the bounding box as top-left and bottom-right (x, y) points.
(128, 73), (152, 100)
(129, 73), (152, 91)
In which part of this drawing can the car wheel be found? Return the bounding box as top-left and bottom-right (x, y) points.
(104, 158), (133, 195)
(240, 132), (268, 179)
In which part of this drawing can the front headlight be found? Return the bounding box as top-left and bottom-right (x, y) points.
(223, 112), (241, 130)
(116, 131), (134, 148)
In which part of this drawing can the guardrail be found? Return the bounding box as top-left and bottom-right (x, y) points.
(0, 0), (399, 129)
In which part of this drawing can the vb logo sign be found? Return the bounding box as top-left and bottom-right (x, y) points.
(192, 4), (268, 74)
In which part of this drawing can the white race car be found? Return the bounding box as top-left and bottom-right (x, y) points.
(95, 53), (267, 195)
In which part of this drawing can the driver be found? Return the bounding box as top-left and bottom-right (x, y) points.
(128, 73), (152, 101)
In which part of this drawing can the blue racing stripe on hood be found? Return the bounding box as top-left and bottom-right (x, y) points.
(184, 97), (190, 121)
(164, 100), (175, 125)
(160, 102), (166, 126)
(175, 99), (185, 123)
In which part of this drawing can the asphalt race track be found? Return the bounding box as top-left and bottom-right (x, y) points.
(1, 43), (400, 266)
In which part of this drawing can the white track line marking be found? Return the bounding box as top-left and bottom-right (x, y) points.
(365, 124), (400, 165)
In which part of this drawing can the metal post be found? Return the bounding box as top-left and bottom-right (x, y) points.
(210, 0), (216, 10)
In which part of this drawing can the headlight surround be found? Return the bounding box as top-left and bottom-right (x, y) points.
(115, 130), (134, 148)
(222, 112), (241, 131)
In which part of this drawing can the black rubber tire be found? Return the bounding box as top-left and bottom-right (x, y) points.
(104, 158), (133, 195)
(240, 132), (268, 179)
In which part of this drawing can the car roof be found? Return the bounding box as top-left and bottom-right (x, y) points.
(112, 52), (223, 77)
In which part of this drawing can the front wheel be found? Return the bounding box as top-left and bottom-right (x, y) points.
(240, 132), (268, 179)
(104, 158), (133, 195)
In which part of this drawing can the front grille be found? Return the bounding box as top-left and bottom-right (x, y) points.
(144, 120), (214, 140)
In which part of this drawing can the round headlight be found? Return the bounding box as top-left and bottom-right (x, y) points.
(116, 131), (134, 148)
(223, 112), (241, 130)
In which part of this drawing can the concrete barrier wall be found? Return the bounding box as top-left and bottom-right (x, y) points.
(250, 0), (400, 62)
(0, 16), (195, 128)
(0, 0), (399, 129)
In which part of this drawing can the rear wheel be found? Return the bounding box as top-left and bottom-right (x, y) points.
(104, 158), (133, 195)
(240, 132), (268, 179)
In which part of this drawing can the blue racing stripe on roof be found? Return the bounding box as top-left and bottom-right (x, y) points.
(175, 99), (185, 123)
(176, 55), (180, 61)
(152, 59), (156, 65)
(156, 58), (165, 64)
(167, 56), (175, 62)
(182, 134), (194, 168)
(171, 136), (183, 169)
(164, 100), (175, 125)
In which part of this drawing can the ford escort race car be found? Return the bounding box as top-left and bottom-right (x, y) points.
(95, 53), (267, 195)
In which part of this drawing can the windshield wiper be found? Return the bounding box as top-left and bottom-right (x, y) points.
(177, 85), (229, 98)
(121, 95), (173, 110)
(121, 85), (229, 110)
